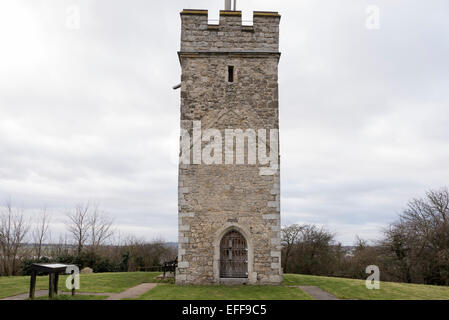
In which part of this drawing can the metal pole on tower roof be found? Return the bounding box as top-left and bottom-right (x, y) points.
(225, 0), (231, 11)
(233, 0), (237, 11)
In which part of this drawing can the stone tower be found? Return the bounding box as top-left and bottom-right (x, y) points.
(176, 8), (282, 285)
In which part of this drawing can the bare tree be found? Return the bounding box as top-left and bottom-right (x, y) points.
(0, 201), (30, 276)
(32, 208), (51, 259)
(281, 224), (304, 273)
(381, 187), (449, 285)
(89, 206), (114, 251)
(50, 234), (71, 258)
(281, 224), (338, 276)
(66, 203), (91, 255)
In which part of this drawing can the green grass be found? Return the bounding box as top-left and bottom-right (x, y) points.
(0, 276), (51, 299)
(0, 272), (163, 299)
(139, 284), (313, 300)
(2, 272), (449, 300)
(62, 272), (168, 293)
(33, 295), (108, 300)
(284, 274), (449, 300)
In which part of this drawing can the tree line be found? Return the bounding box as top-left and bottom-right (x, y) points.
(0, 202), (176, 276)
(281, 187), (449, 286)
(2, 187), (448, 285)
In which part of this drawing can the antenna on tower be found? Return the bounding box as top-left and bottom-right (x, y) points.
(224, 0), (237, 11)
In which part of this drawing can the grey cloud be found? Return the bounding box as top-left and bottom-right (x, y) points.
(0, 0), (448, 245)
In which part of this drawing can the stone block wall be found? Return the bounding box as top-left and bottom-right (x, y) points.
(180, 10), (280, 53)
(176, 9), (282, 285)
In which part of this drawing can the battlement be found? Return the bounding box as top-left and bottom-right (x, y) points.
(180, 9), (281, 53)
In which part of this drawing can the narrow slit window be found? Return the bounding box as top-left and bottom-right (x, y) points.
(228, 66), (234, 83)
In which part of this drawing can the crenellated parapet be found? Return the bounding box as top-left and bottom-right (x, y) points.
(180, 10), (281, 53)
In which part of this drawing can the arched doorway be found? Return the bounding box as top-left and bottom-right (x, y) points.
(220, 230), (248, 278)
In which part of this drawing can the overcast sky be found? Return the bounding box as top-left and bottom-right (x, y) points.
(0, 0), (448, 245)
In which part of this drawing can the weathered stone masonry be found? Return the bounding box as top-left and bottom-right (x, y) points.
(176, 9), (282, 285)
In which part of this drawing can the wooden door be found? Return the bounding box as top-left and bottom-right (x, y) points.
(220, 230), (248, 278)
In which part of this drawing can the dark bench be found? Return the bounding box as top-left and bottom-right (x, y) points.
(162, 257), (178, 278)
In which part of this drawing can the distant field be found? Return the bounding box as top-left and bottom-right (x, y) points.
(1, 272), (449, 300)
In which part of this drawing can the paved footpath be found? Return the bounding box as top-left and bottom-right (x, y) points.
(298, 286), (339, 300)
(2, 283), (158, 301)
(106, 283), (158, 300)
